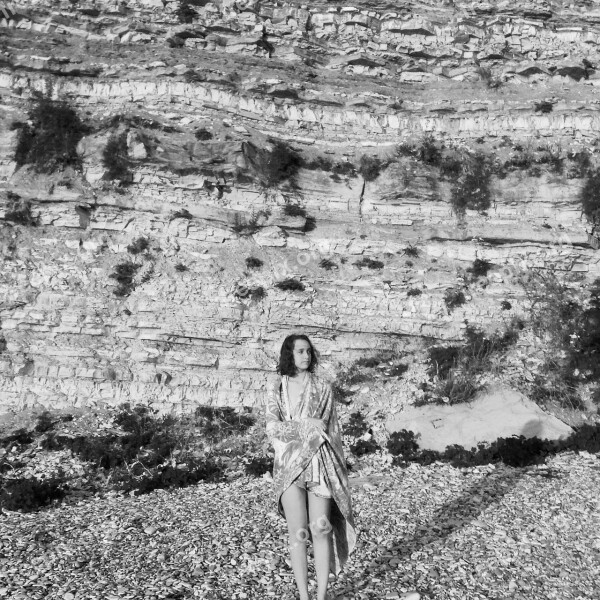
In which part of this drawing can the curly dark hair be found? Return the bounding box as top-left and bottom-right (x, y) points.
(277, 334), (318, 377)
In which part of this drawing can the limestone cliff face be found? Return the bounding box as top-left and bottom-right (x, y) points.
(1, 0), (599, 412)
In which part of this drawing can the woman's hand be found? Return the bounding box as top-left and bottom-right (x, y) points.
(303, 417), (327, 432)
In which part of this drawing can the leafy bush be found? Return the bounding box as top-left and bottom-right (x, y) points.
(358, 155), (384, 182)
(567, 150), (591, 179)
(416, 133), (443, 166)
(579, 168), (600, 223)
(386, 424), (600, 468)
(170, 208), (193, 220)
(444, 288), (467, 312)
(535, 101), (553, 114)
(343, 412), (369, 437)
(34, 411), (55, 433)
(14, 96), (87, 173)
(109, 261), (141, 296)
(388, 363), (409, 378)
(332, 162), (356, 177)
(439, 153), (463, 178)
(244, 455), (273, 477)
(350, 438), (380, 456)
(426, 324), (520, 405)
(110, 458), (224, 496)
(102, 132), (131, 181)
(242, 139), (302, 189)
(4, 194), (38, 226)
(194, 128), (213, 140)
(176, 0), (205, 23)
(303, 156), (334, 171)
(194, 406), (255, 440)
(127, 237), (149, 255)
(403, 245), (420, 257)
(283, 203), (307, 218)
(319, 258), (337, 270)
(427, 346), (461, 379)
(501, 300), (512, 310)
(175, 263), (188, 272)
(477, 66), (503, 89)
(0, 473), (70, 513)
(467, 258), (492, 279)
(520, 271), (600, 409)
(0, 428), (34, 449)
(275, 278), (305, 292)
(231, 210), (270, 236)
(387, 430), (420, 461)
(354, 257), (384, 270)
(407, 288), (422, 297)
(450, 152), (492, 216)
(245, 256), (263, 269)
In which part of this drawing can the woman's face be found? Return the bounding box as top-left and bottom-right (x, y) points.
(292, 339), (312, 373)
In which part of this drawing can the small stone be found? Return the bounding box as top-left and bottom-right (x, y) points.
(144, 526), (157, 535)
(400, 593), (420, 600)
(63, 594), (75, 600)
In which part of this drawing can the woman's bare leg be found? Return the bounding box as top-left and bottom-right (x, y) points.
(281, 484), (310, 600)
(308, 493), (332, 600)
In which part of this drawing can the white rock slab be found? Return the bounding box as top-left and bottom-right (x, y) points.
(386, 384), (573, 452)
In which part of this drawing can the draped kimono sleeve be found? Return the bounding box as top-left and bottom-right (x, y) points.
(264, 374), (357, 576)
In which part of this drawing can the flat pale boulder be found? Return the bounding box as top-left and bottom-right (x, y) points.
(386, 385), (574, 453)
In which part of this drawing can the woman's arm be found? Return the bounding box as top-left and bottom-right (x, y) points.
(264, 380), (308, 443)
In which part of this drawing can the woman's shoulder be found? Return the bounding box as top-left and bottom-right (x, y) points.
(309, 370), (334, 393)
(267, 374), (284, 393)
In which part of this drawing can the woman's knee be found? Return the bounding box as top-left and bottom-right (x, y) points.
(309, 514), (332, 538)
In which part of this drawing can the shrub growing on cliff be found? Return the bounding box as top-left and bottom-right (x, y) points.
(109, 261), (141, 296)
(283, 203), (308, 218)
(354, 257), (384, 270)
(450, 152), (492, 216)
(467, 258), (492, 279)
(231, 209), (270, 236)
(520, 270), (600, 410)
(245, 256), (263, 269)
(319, 258), (337, 270)
(14, 96), (87, 173)
(477, 66), (503, 89)
(242, 139), (302, 189)
(102, 131), (131, 181)
(444, 288), (467, 312)
(579, 168), (600, 223)
(127, 236), (149, 255)
(425, 325), (519, 406)
(358, 155), (384, 182)
(176, 0), (208, 23)
(4, 193), (38, 226)
(194, 127), (213, 140)
(275, 278), (305, 292)
(534, 100), (553, 114)
(332, 161), (357, 178)
(303, 155), (334, 171)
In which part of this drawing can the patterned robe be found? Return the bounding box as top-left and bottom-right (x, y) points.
(265, 371), (357, 576)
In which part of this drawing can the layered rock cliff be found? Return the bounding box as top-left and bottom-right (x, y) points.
(1, 0), (599, 413)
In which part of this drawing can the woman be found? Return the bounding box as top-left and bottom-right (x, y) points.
(265, 334), (356, 600)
